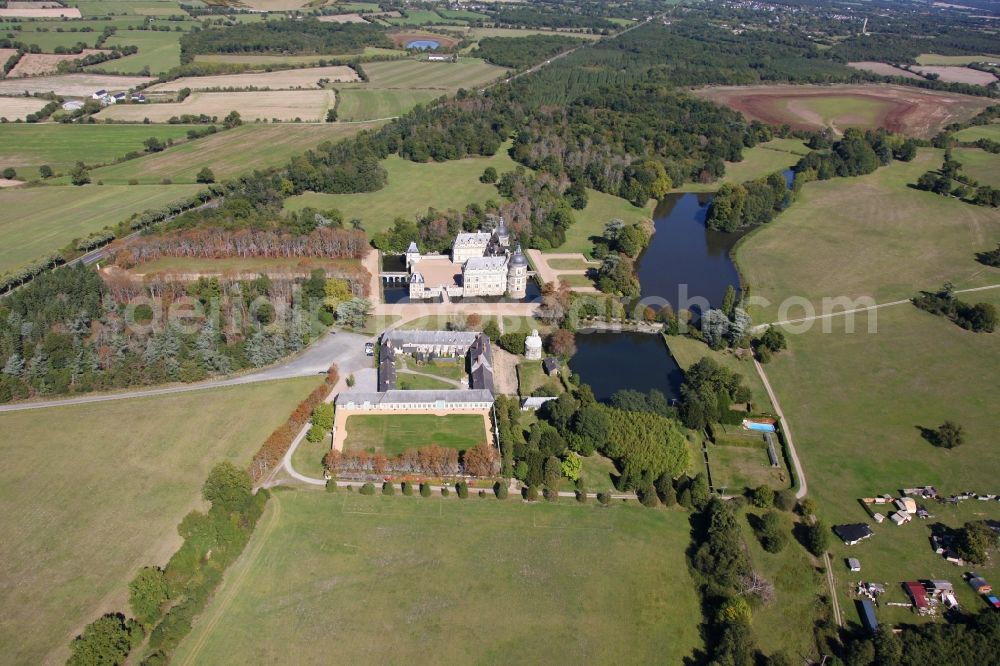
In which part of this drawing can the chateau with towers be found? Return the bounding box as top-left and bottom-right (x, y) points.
(405, 218), (529, 300)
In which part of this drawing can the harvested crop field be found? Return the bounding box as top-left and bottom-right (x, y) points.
(0, 96), (49, 121)
(147, 65), (359, 92)
(389, 31), (458, 49)
(7, 50), (108, 77)
(0, 48), (17, 65)
(96, 90), (336, 122)
(317, 13), (368, 23)
(912, 65), (998, 85)
(696, 84), (993, 138)
(0, 6), (80, 16)
(847, 61), (922, 79)
(0, 73), (153, 97)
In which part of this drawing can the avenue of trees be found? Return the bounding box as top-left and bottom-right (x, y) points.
(912, 284), (997, 333)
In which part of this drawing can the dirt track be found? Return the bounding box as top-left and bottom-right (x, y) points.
(695, 83), (993, 138)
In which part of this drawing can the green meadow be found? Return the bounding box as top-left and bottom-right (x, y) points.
(342, 413), (488, 456)
(0, 184), (202, 274)
(0, 378), (322, 665)
(172, 490), (704, 665)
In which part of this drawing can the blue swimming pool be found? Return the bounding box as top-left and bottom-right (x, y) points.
(406, 39), (440, 50)
(746, 422), (777, 433)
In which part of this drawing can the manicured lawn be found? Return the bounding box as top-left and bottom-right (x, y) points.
(398, 358), (465, 381)
(579, 453), (618, 492)
(0, 123), (196, 173)
(517, 360), (562, 397)
(172, 490), (704, 664)
(953, 147), (1000, 188)
(559, 273), (596, 288)
(292, 431), (332, 478)
(954, 123), (1000, 143)
(336, 87), (443, 120)
(342, 413), (488, 455)
(709, 445), (789, 494)
(285, 149), (520, 234)
(86, 122), (386, 184)
(396, 373), (456, 390)
(736, 149), (1000, 323)
(547, 258), (591, 270)
(0, 377), (323, 666)
(0, 183), (203, 274)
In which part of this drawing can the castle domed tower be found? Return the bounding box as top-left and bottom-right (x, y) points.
(525, 329), (543, 360)
(507, 244), (528, 299)
(495, 216), (511, 248)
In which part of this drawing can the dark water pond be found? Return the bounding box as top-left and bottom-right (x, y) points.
(634, 192), (744, 314)
(570, 330), (684, 402)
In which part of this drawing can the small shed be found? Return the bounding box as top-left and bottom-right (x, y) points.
(542, 357), (561, 376)
(873, 512), (885, 524)
(857, 599), (878, 634)
(927, 580), (954, 594)
(904, 581), (929, 609)
(847, 558), (861, 572)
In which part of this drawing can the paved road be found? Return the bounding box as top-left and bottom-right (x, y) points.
(0, 329), (371, 412)
(753, 357), (808, 500)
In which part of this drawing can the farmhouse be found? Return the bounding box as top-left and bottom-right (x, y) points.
(543, 357), (561, 376)
(407, 218), (530, 300)
(335, 389), (495, 411)
(833, 523), (873, 546)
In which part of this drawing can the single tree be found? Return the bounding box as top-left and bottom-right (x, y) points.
(480, 166), (498, 183)
(128, 567), (168, 627)
(38, 164), (53, 178)
(196, 166), (215, 183)
(202, 461), (251, 512)
(933, 420), (965, 449)
(70, 161), (90, 186)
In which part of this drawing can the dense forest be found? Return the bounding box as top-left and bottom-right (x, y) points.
(472, 34), (586, 70)
(179, 20), (391, 61)
(0, 263), (368, 403)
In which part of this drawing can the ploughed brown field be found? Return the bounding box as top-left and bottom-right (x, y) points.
(695, 84), (993, 138)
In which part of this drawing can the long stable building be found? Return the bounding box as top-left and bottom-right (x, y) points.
(335, 389), (495, 411)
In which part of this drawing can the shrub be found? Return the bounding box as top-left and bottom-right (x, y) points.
(752, 485), (774, 508)
(478, 489), (487, 498)
(638, 482), (659, 508)
(382, 481), (395, 496)
(756, 511), (789, 553)
(544, 487), (559, 502)
(494, 481), (508, 499)
(402, 481), (413, 496)
(359, 482), (375, 496)
(805, 519), (830, 556)
(441, 486), (450, 497)
(774, 489), (797, 512)
(202, 461), (251, 512)
(420, 482), (431, 497)
(325, 479), (338, 493)
(2, 167), (15, 179)
(597, 491), (611, 506)
(128, 567), (168, 627)
(455, 480), (469, 498)
(525, 485), (539, 501)
(39, 164), (52, 178)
